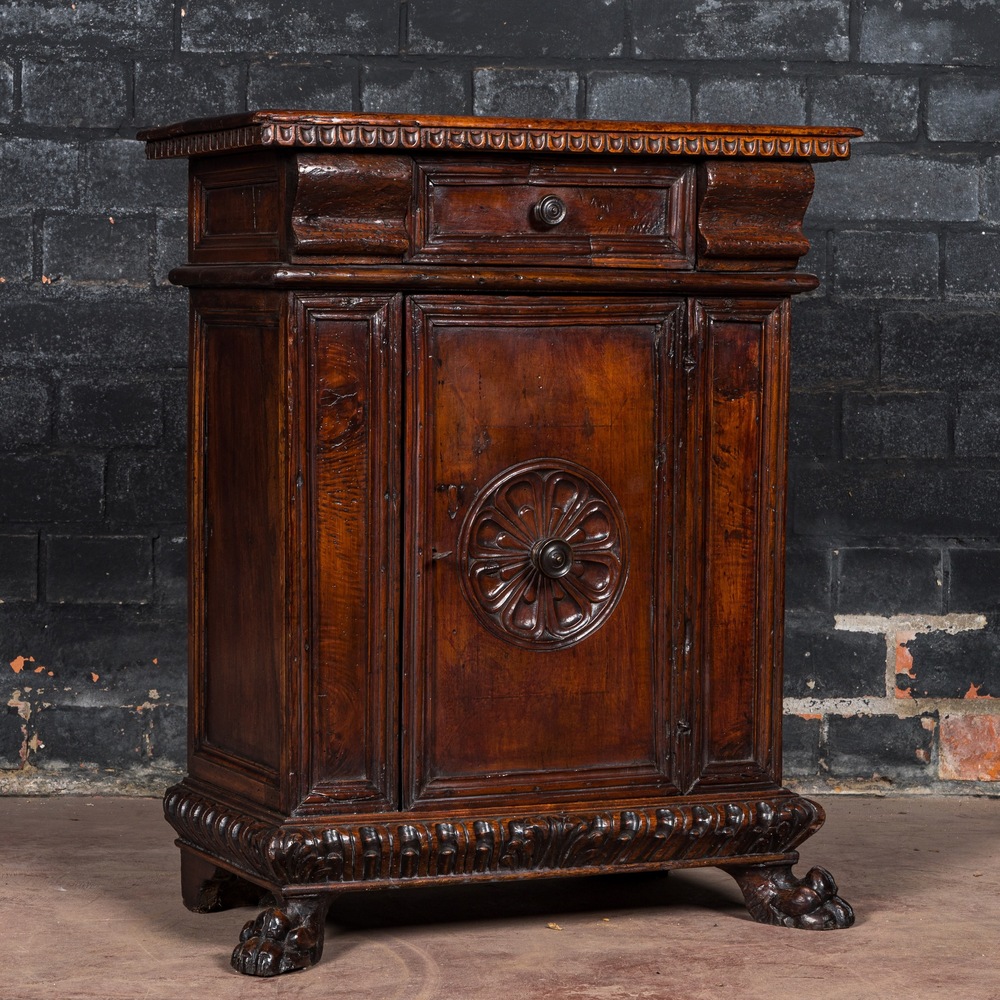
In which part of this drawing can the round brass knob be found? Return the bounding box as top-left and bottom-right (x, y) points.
(532, 537), (574, 579)
(533, 194), (567, 227)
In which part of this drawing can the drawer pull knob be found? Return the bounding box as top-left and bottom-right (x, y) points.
(533, 195), (567, 227)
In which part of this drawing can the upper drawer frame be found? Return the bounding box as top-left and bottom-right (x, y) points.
(411, 158), (695, 269)
(173, 115), (851, 273)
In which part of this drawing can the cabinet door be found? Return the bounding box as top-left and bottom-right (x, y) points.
(405, 296), (684, 809)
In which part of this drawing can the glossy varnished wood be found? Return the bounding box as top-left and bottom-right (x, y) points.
(301, 294), (401, 810)
(404, 296), (682, 808)
(140, 110), (861, 161)
(143, 112), (859, 975)
(187, 289), (289, 811)
(411, 159), (694, 268)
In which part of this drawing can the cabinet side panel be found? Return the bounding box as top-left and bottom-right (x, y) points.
(692, 299), (786, 790)
(302, 296), (401, 811)
(195, 298), (284, 788)
(190, 152), (286, 263)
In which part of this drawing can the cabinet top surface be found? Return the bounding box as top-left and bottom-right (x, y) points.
(139, 109), (861, 161)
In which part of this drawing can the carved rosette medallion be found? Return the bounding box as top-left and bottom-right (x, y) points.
(458, 459), (628, 649)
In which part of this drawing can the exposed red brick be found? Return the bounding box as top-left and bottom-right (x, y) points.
(963, 682), (994, 700)
(939, 715), (1000, 781)
(895, 629), (916, 698)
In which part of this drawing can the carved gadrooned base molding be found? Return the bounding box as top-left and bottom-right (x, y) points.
(165, 784), (831, 889)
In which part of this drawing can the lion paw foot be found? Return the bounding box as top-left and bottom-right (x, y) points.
(729, 863), (855, 930)
(231, 899), (329, 977)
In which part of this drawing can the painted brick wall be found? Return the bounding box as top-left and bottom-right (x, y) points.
(1, 0), (998, 794)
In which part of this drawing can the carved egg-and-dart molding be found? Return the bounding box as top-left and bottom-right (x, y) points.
(458, 459), (629, 649)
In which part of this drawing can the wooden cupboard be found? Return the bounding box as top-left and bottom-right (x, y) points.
(139, 112), (861, 975)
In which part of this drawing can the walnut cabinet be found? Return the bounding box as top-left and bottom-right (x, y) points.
(140, 112), (861, 976)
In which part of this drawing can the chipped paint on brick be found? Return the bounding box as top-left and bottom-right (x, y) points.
(786, 611), (1000, 792)
(895, 628), (917, 698)
(9, 655), (39, 674)
(5, 685), (45, 769)
(138, 711), (155, 757)
(834, 613), (987, 635)
(964, 682), (992, 700)
(16, 724), (28, 767)
(834, 614), (988, 704)
(939, 715), (1000, 781)
(7, 689), (31, 721)
(784, 696), (892, 717)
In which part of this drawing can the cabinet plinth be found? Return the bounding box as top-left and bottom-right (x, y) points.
(140, 111), (862, 976)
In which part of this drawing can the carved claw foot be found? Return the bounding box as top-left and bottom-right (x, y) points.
(727, 863), (855, 930)
(231, 896), (332, 977)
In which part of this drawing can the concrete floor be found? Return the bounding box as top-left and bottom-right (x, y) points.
(1, 795), (997, 1000)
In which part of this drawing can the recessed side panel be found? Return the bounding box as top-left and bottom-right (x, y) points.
(191, 152), (285, 263)
(405, 296), (683, 810)
(689, 299), (789, 792)
(190, 291), (285, 810)
(293, 296), (402, 814)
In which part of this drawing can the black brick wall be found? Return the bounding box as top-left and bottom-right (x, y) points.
(2, 0), (999, 792)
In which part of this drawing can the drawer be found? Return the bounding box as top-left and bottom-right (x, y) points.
(412, 159), (694, 268)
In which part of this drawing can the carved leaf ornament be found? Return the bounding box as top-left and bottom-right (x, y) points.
(459, 459), (629, 649)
